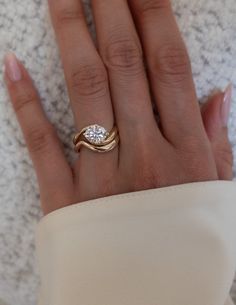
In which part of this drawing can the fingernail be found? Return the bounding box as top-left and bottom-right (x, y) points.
(4, 52), (22, 82)
(221, 84), (232, 127)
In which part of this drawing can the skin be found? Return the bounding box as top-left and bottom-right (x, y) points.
(4, 0), (233, 215)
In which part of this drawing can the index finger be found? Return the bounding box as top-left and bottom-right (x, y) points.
(4, 53), (74, 214)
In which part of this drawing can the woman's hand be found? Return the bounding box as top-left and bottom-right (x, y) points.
(4, 0), (233, 215)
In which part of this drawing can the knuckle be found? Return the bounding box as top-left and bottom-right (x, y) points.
(14, 90), (38, 113)
(132, 150), (160, 189)
(103, 37), (143, 74)
(136, 0), (171, 17)
(152, 44), (191, 86)
(26, 124), (56, 155)
(134, 163), (165, 190)
(137, 168), (159, 189)
(186, 158), (213, 179)
(217, 145), (233, 168)
(55, 5), (83, 25)
(178, 136), (217, 180)
(98, 178), (116, 199)
(181, 135), (210, 155)
(70, 64), (108, 101)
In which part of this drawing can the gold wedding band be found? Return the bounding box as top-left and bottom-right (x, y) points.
(73, 124), (119, 153)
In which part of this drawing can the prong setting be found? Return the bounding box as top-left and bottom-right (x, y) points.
(83, 125), (109, 145)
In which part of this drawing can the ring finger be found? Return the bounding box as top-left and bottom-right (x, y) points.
(48, 0), (115, 160)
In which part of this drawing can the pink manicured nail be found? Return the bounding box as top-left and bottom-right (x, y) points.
(4, 52), (22, 82)
(221, 84), (233, 127)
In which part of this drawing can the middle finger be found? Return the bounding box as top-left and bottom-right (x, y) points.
(91, 0), (163, 146)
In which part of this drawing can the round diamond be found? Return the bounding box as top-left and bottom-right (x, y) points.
(84, 125), (109, 145)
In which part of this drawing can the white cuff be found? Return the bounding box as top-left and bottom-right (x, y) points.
(36, 181), (236, 305)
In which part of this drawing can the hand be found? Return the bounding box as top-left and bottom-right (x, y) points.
(4, 0), (233, 215)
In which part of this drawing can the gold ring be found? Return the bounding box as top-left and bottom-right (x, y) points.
(73, 124), (119, 153)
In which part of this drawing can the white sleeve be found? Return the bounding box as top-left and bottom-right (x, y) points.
(35, 181), (236, 305)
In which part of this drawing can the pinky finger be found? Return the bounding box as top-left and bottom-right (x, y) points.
(201, 86), (233, 181)
(4, 53), (75, 214)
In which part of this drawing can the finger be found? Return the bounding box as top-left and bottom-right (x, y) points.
(91, 0), (161, 145)
(202, 85), (233, 180)
(129, 0), (205, 143)
(4, 53), (75, 214)
(48, 0), (114, 135)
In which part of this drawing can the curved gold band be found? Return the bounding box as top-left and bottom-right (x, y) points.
(73, 125), (119, 153)
(74, 136), (119, 153)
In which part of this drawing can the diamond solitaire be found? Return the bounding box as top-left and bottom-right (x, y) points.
(73, 124), (119, 153)
(83, 125), (109, 145)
